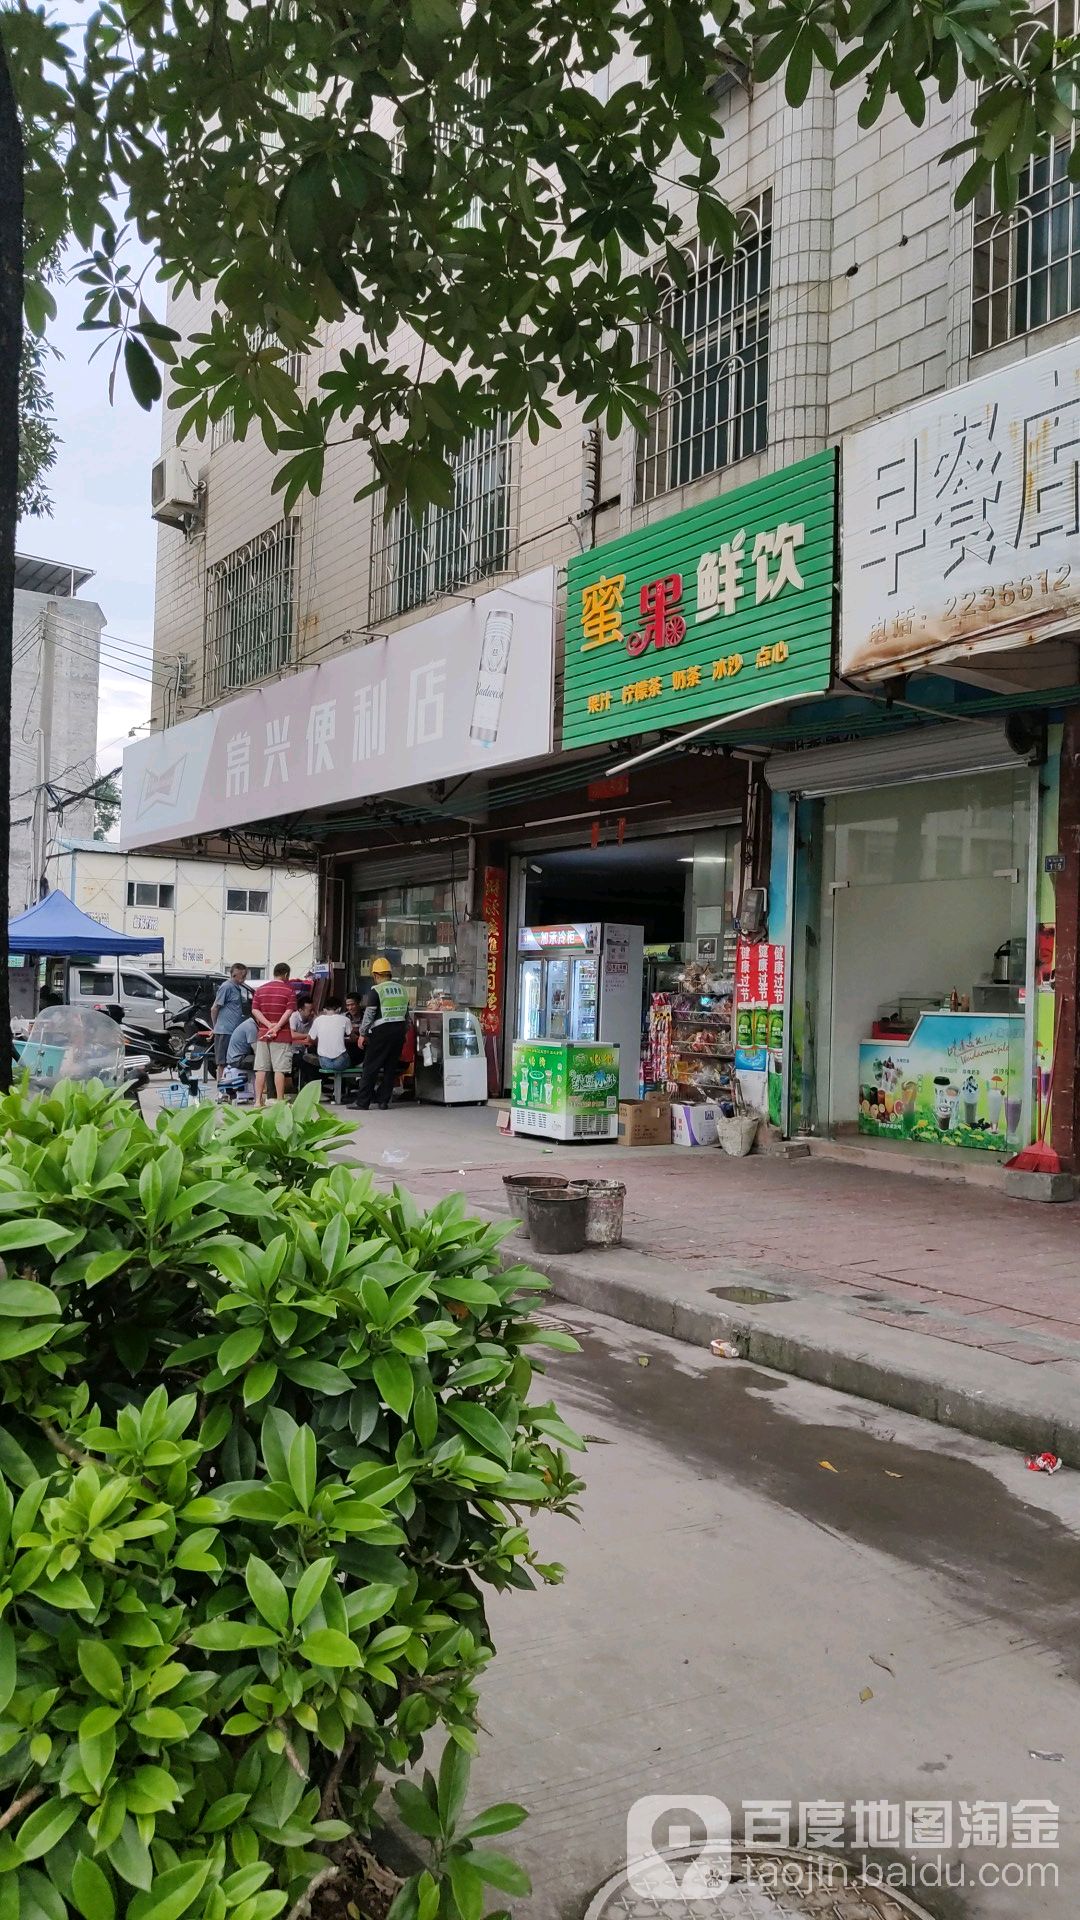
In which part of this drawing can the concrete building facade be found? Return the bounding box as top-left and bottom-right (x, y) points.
(148, 57), (1077, 722)
(11, 554), (103, 916)
(135, 37), (1080, 1155)
(50, 841), (317, 978)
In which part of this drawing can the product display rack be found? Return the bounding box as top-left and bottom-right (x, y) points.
(647, 955), (736, 1105)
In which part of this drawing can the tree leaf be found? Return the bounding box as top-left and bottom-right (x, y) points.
(0, 1621), (16, 1714)
(0, 1219), (73, 1251)
(288, 1425), (317, 1510)
(78, 1640), (125, 1704)
(447, 1403), (511, 1466)
(71, 1854), (117, 1920)
(461, 1803), (528, 1840)
(392, 1779), (441, 1840)
(218, 1325), (263, 1375)
(129, 1707), (188, 1740)
(446, 1854), (484, 1920)
(189, 1619), (279, 1650)
(300, 1627), (362, 1669)
(246, 1556), (289, 1632)
(437, 1736), (471, 1838)
(15, 1795), (81, 1861)
(373, 1351), (414, 1421)
(0, 1278), (60, 1317)
(291, 1556), (333, 1626)
(123, 336), (162, 410)
(466, 1848), (531, 1896)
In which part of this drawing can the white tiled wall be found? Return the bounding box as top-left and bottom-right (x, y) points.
(150, 66), (1074, 723)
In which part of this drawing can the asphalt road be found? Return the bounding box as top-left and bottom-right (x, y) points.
(464, 1310), (1080, 1920)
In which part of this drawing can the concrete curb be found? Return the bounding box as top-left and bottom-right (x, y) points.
(517, 1239), (1080, 1468)
(350, 1148), (1080, 1468)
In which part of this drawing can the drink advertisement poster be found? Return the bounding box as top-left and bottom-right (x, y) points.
(857, 1012), (1021, 1152)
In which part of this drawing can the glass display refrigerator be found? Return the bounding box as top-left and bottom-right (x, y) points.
(515, 923), (643, 1096)
(413, 1009), (488, 1105)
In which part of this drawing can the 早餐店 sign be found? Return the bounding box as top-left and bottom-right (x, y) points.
(842, 336), (1080, 677)
(563, 450), (836, 749)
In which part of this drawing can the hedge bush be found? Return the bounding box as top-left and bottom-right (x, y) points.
(0, 1079), (584, 1920)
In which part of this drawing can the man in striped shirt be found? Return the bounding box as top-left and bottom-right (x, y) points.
(251, 962), (296, 1106)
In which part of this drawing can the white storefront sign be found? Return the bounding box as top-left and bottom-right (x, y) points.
(121, 569), (556, 849)
(841, 338), (1080, 677)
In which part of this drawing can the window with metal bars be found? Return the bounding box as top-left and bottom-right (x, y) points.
(369, 421), (514, 623)
(209, 337), (305, 452)
(971, 0), (1080, 353)
(635, 192), (771, 505)
(389, 75), (488, 231)
(205, 518), (299, 700)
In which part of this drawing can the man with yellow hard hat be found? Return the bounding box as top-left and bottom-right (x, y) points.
(350, 955), (411, 1110)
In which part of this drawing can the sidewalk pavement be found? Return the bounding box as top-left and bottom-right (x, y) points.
(334, 1101), (1080, 1467)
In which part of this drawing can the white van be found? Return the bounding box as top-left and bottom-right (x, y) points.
(57, 960), (193, 1046)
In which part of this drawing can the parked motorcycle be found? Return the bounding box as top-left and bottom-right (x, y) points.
(176, 1020), (216, 1094)
(97, 1003), (180, 1074)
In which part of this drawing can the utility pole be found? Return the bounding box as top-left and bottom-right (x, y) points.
(0, 24), (23, 1091)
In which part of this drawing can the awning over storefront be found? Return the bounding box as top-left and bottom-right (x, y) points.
(120, 569), (556, 852)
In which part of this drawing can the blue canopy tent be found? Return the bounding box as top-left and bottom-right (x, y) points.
(8, 890), (166, 1023)
(8, 890), (165, 958)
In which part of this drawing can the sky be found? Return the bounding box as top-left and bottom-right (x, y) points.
(17, 265), (161, 777)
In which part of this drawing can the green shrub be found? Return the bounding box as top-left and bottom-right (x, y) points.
(0, 1079), (584, 1920)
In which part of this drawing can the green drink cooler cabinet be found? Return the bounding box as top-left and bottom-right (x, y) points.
(510, 1039), (620, 1141)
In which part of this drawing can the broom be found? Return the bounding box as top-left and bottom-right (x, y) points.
(1005, 1011), (1061, 1174)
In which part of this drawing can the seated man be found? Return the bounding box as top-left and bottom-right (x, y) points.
(222, 1013), (258, 1103)
(306, 998), (352, 1089)
(290, 996), (316, 1087)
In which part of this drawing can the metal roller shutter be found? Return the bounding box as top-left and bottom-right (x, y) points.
(763, 723), (1029, 797)
(348, 847), (468, 893)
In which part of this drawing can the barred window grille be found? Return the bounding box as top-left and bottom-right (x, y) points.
(205, 518), (299, 700)
(369, 420), (514, 623)
(636, 191), (771, 505)
(210, 335), (305, 452)
(972, 0), (1080, 352)
(389, 75), (488, 230)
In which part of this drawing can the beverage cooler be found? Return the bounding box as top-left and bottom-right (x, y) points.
(515, 923), (643, 1097)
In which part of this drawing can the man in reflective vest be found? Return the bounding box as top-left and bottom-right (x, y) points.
(350, 956), (411, 1110)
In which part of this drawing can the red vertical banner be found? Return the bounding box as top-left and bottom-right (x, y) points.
(481, 865), (507, 1096)
(735, 939), (785, 1008)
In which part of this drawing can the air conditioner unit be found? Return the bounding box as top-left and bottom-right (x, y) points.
(151, 447), (201, 529)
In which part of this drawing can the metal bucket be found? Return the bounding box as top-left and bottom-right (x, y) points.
(574, 1179), (626, 1247)
(503, 1173), (569, 1236)
(525, 1186), (589, 1255)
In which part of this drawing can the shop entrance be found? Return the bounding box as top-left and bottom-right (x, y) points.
(789, 768), (1035, 1156)
(509, 822), (740, 1097)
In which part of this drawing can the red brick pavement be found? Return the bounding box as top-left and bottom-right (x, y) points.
(347, 1108), (1080, 1371)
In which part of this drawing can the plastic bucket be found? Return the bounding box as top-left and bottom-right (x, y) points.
(573, 1179), (626, 1247)
(525, 1187), (589, 1255)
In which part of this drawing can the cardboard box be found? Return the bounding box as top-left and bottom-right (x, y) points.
(671, 1102), (721, 1147)
(617, 1097), (671, 1147)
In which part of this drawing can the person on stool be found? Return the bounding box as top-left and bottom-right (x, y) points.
(351, 957), (409, 1110)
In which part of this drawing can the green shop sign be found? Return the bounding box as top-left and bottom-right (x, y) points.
(563, 448), (836, 749)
